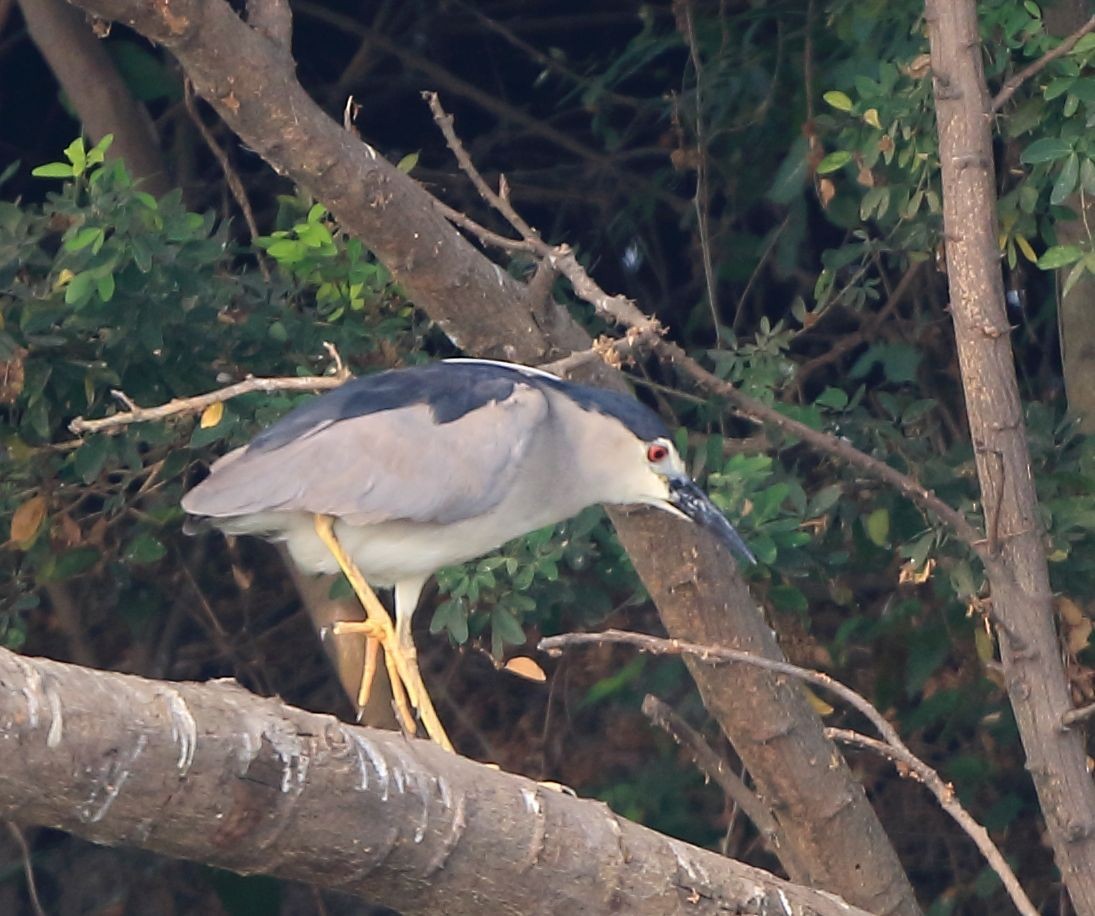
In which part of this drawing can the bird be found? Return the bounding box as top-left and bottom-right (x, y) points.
(182, 358), (755, 751)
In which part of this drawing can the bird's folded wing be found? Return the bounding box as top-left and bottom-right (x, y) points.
(181, 383), (549, 526)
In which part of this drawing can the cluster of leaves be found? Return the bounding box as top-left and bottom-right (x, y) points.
(0, 145), (414, 650)
(818, 0), (1095, 299)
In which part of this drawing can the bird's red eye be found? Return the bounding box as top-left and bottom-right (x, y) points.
(647, 443), (669, 463)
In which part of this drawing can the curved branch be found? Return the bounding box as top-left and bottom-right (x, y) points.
(0, 647), (868, 916)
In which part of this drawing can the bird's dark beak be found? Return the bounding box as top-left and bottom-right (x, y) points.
(668, 477), (756, 565)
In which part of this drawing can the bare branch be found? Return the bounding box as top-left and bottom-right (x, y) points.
(991, 15), (1095, 112)
(183, 79), (270, 280)
(69, 368), (348, 435)
(641, 695), (807, 882)
(825, 729), (1036, 916)
(543, 629), (1037, 916)
(0, 646), (871, 916)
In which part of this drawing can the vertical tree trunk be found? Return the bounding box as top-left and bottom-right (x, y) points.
(925, 3), (1095, 912)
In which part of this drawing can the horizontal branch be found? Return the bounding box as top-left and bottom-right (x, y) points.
(0, 646), (868, 916)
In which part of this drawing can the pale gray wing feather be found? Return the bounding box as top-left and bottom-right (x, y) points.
(182, 383), (548, 525)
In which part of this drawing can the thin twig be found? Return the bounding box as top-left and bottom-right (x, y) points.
(540, 629), (1037, 916)
(6, 822), (46, 916)
(991, 15), (1095, 112)
(1062, 700), (1095, 728)
(183, 79), (270, 282)
(424, 91), (540, 242)
(432, 198), (537, 254)
(641, 695), (807, 881)
(732, 213), (791, 334)
(70, 376), (344, 435)
(795, 260), (925, 384)
(679, 0), (722, 341)
(826, 729), (1037, 916)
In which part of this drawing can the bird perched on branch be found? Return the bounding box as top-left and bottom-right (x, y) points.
(182, 359), (754, 751)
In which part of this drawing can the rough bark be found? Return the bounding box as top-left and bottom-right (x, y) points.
(58, 2), (921, 912)
(925, 2), (1095, 912)
(0, 647), (871, 916)
(19, 0), (171, 196)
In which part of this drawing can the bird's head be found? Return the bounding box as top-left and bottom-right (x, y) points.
(624, 433), (756, 565)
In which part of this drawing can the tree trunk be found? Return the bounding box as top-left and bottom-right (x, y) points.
(925, 2), (1095, 911)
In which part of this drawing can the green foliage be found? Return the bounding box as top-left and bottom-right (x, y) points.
(0, 148), (412, 646)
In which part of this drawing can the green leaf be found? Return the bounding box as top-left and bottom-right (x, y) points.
(73, 435), (109, 483)
(491, 606), (526, 647)
(64, 271), (94, 307)
(265, 238), (302, 260)
(1062, 259), (1090, 299)
(770, 585), (808, 613)
(125, 532), (167, 564)
(96, 272), (116, 302)
(823, 90), (854, 112)
(1081, 158), (1095, 196)
(396, 151), (420, 173)
(1070, 78), (1095, 103)
(1036, 245), (1084, 270)
(816, 151), (853, 174)
(580, 656), (645, 708)
(766, 136), (810, 204)
(866, 508), (890, 546)
(85, 134), (114, 165)
(1020, 137), (1072, 164)
(65, 226), (103, 252)
(64, 137), (87, 175)
(31, 162), (74, 178)
(807, 483), (844, 517)
(1044, 77), (1075, 101)
(41, 547), (100, 582)
(814, 387), (848, 410)
(1051, 153), (1079, 204)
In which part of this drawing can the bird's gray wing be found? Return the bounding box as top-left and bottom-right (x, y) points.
(182, 382), (549, 525)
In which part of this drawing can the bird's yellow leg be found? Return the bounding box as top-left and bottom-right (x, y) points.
(394, 624), (454, 753)
(313, 515), (417, 734)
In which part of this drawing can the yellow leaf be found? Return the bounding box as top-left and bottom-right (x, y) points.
(11, 495), (47, 548)
(53, 268), (75, 291)
(200, 401), (225, 428)
(973, 624), (996, 664)
(804, 687), (834, 716)
(1058, 596), (1093, 655)
(899, 557), (935, 585)
(866, 508), (890, 546)
(863, 108), (882, 129)
(503, 656), (547, 682)
(1015, 235), (1037, 263)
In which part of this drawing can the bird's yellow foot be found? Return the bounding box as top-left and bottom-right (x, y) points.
(316, 515), (454, 752)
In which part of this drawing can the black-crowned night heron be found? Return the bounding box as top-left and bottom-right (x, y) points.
(182, 359), (754, 751)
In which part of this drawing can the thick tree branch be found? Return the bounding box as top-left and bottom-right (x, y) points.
(926, 2), (1095, 910)
(59, 3), (921, 912)
(0, 647), (869, 916)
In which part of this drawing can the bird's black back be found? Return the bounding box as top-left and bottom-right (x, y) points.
(248, 360), (669, 454)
